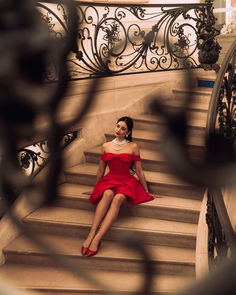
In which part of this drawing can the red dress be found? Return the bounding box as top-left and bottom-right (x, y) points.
(89, 153), (154, 206)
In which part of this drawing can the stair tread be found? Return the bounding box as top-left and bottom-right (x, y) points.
(66, 162), (200, 188)
(86, 146), (166, 163)
(0, 263), (195, 293)
(133, 113), (207, 129)
(158, 103), (209, 113)
(105, 129), (205, 147)
(173, 88), (212, 95)
(5, 233), (195, 264)
(25, 206), (197, 236)
(85, 146), (203, 169)
(58, 183), (201, 211)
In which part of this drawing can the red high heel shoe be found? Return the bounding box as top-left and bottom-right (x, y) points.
(86, 241), (101, 257)
(81, 246), (88, 256)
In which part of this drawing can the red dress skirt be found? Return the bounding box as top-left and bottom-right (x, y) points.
(89, 153), (154, 206)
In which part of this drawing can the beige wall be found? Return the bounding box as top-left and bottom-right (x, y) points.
(59, 69), (198, 169)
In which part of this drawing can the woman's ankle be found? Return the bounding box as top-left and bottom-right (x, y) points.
(89, 237), (101, 250)
(83, 232), (95, 247)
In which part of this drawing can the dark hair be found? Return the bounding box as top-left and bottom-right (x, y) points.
(117, 116), (135, 174)
(117, 116), (133, 142)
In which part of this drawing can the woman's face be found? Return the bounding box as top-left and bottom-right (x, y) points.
(114, 120), (129, 140)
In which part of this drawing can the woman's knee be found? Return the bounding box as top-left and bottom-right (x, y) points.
(112, 194), (126, 206)
(102, 189), (114, 202)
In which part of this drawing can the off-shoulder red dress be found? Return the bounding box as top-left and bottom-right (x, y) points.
(89, 153), (154, 206)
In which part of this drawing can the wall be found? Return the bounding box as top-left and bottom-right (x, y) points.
(59, 69), (198, 169)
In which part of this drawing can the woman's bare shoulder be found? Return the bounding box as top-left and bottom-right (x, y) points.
(103, 142), (111, 148)
(129, 141), (138, 148)
(129, 142), (139, 153)
(102, 141), (111, 152)
(129, 141), (138, 147)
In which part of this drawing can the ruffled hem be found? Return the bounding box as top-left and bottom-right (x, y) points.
(89, 174), (154, 206)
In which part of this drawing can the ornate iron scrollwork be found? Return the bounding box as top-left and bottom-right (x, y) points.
(37, 1), (220, 80)
(197, 0), (221, 71)
(204, 40), (236, 272)
(217, 64), (236, 140)
(206, 190), (228, 271)
(18, 132), (77, 177)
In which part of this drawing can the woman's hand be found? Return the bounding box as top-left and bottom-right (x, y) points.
(148, 192), (162, 198)
(82, 191), (92, 195)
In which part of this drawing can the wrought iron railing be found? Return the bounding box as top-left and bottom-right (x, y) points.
(37, 0), (221, 81)
(205, 38), (236, 271)
(0, 131), (77, 219)
(18, 131), (77, 177)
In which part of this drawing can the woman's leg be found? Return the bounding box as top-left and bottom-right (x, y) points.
(88, 193), (126, 251)
(82, 189), (114, 249)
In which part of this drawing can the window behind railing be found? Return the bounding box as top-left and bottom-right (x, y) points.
(214, 0), (236, 31)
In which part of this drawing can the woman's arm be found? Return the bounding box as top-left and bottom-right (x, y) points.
(95, 145), (107, 184)
(82, 145), (107, 195)
(133, 144), (149, 192)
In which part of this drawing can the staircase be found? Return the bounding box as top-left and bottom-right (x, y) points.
(0, 76), (214, 294)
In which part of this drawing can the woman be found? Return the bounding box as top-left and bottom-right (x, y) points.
(82, 116), (157, 257)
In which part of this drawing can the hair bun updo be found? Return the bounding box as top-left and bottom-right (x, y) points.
(117, 116), (133, 142)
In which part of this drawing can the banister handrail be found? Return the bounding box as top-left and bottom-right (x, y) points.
(206, 39), (236, 135)
(18, 129), (78, 177)
(205, 38), (236, 271)
(39, 0), (210, 8)
(37, 0), (221, 81)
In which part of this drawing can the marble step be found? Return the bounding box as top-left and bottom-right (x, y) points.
(64, 163), (204, 200)
(85, 147), (169, 173)
(23, 206), (197, 249)
(84, 146), (202, 174)
(105, 129), (206, 154)
(0, 263), (195, 295)
(172, 88), (212, 105)
(3, 234), (195, 276)
(57, 183), (201, 224)
(132, 113), (207, 135)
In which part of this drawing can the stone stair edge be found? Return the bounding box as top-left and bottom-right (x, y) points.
(64, 162), (202, 188)
(104, 130), (206, 148)
(4, 234), (195, 265)
(132, 112), (207, 121)
(23, 219), (197, 238)
(84, 146), (202, 158)
(0, 263), (195, 294)
(84, 146), (165, 160)
(105, 128), (206, 139)
(23, 207), (197, 237)
(57, 193), (201, 213)
(172, 88), (212, 95)
(57, 183), (201, 212)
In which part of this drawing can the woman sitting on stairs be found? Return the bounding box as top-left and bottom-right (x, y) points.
(82, 116), (158, 257)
